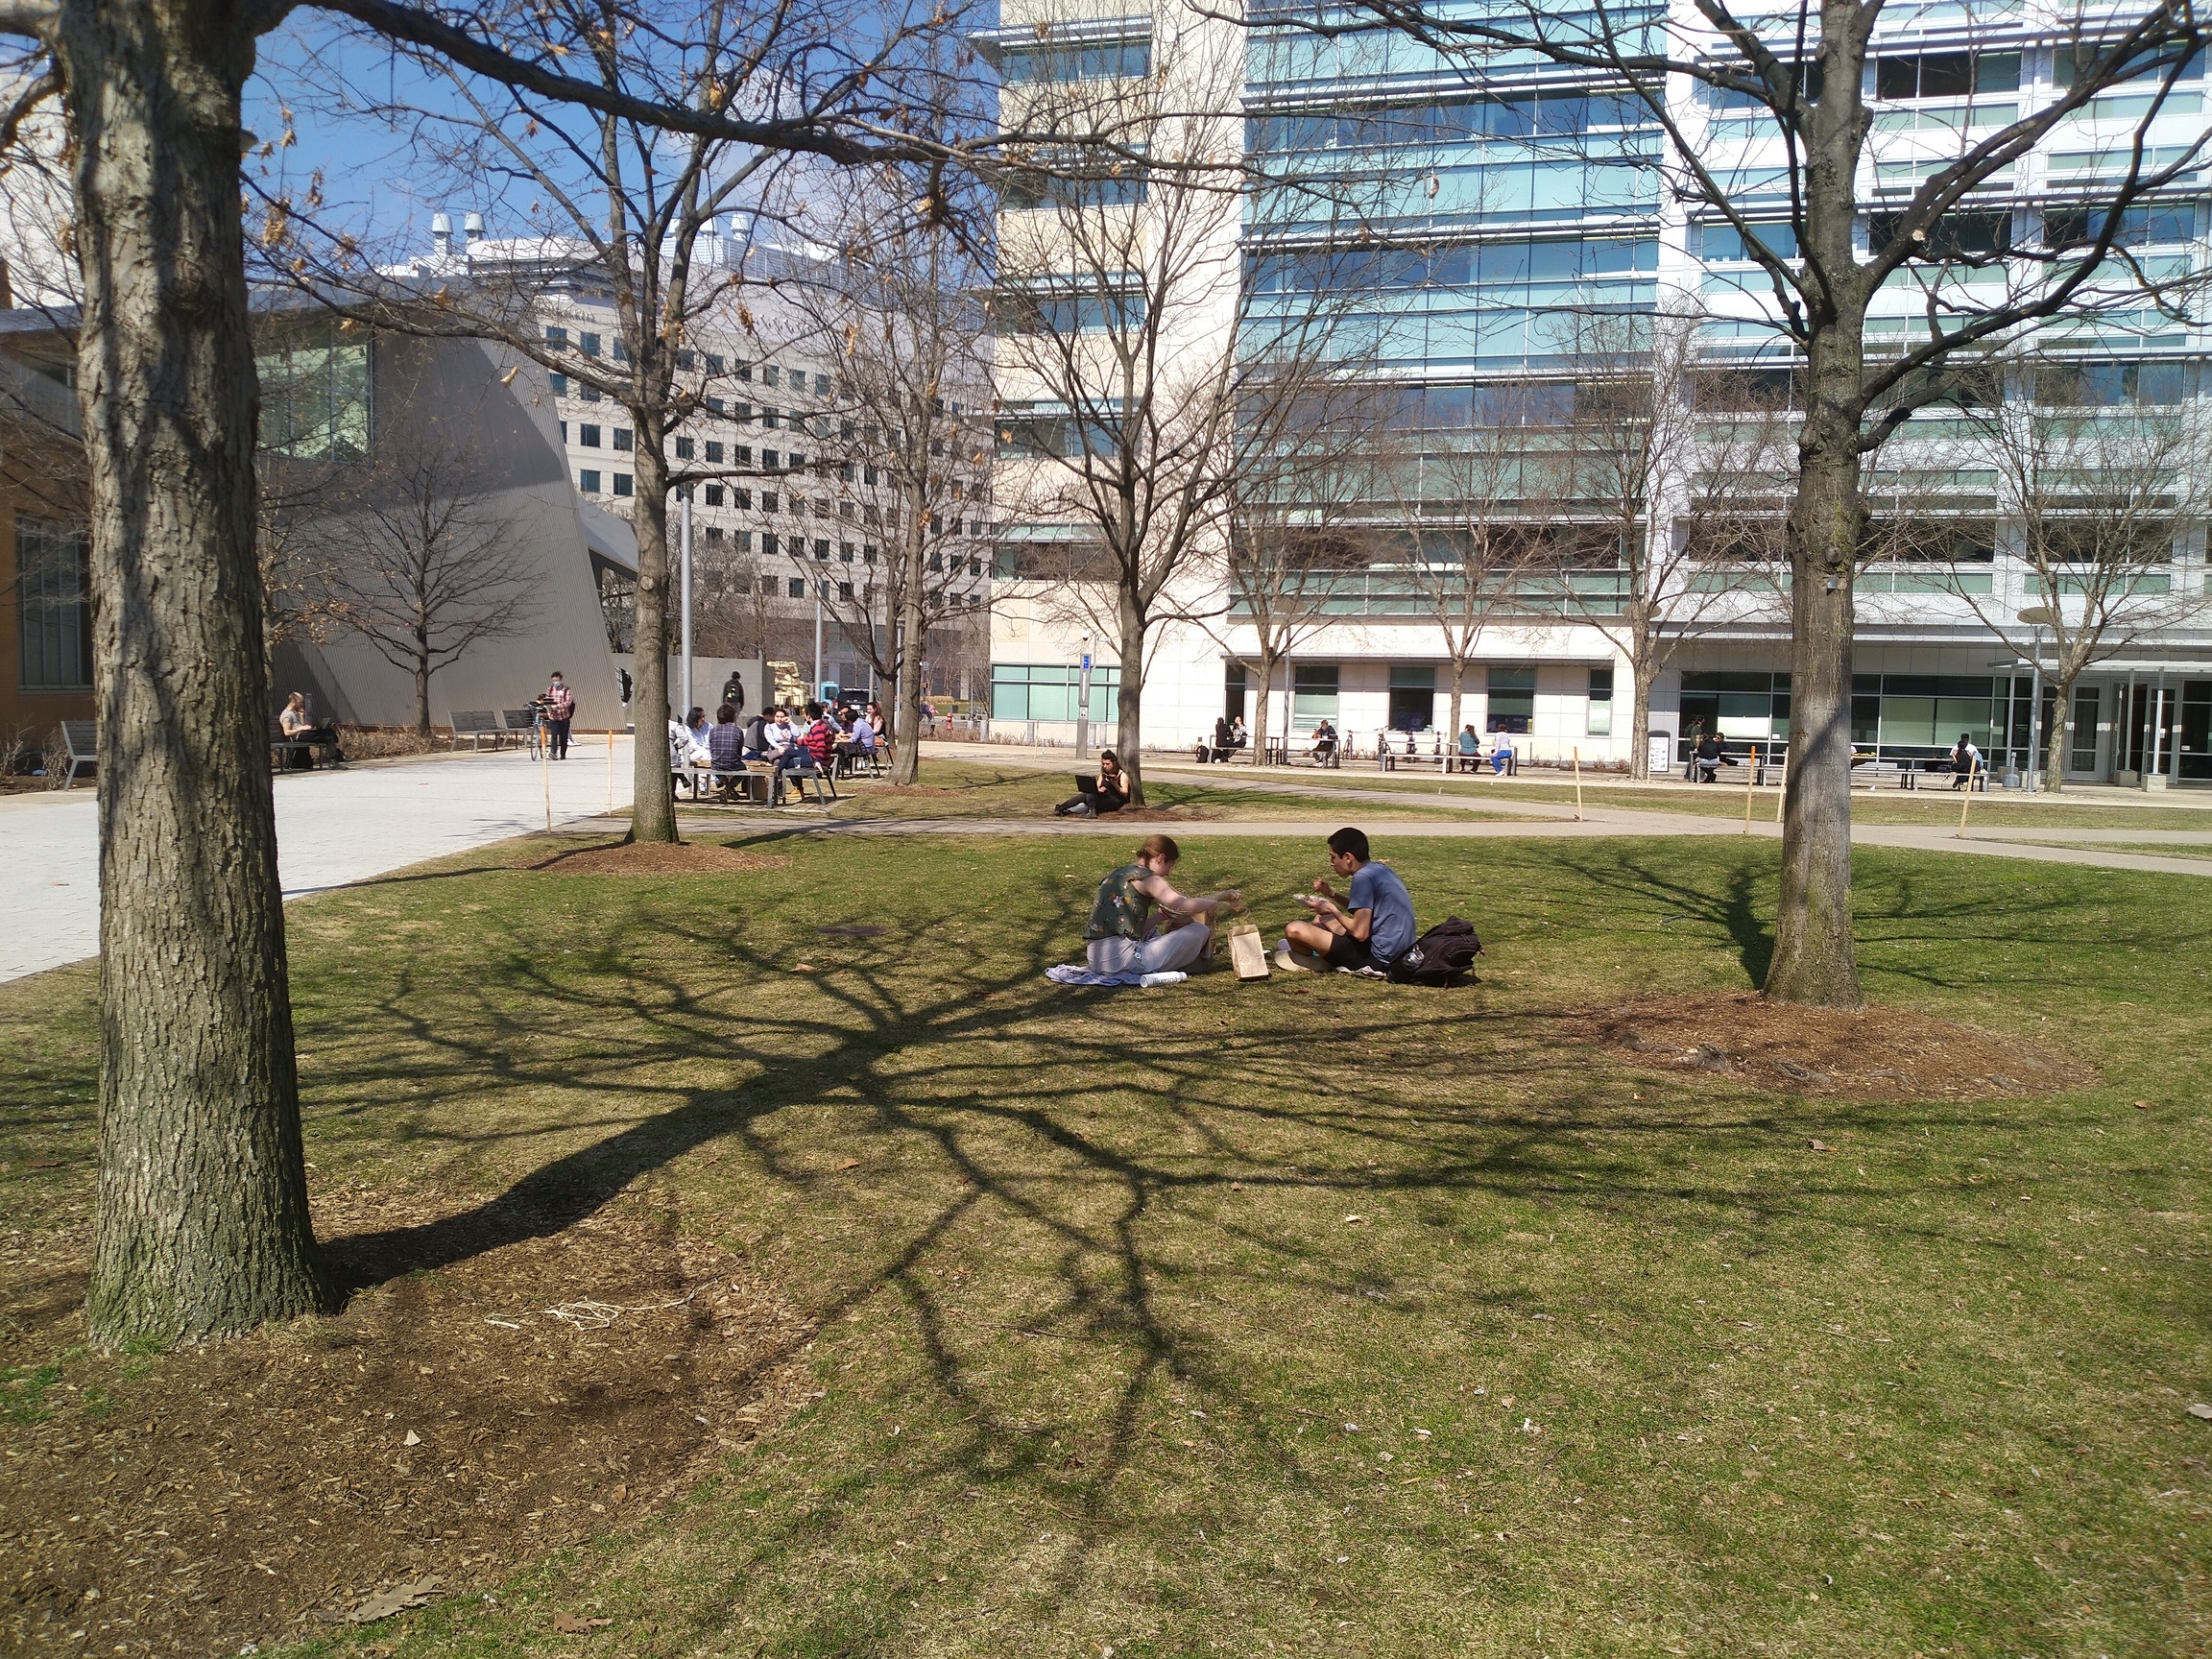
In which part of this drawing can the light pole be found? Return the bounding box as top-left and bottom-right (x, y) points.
(1075, 636), (1093, 756)
(813, 580), (824, 702)
(679, 493), (694, 719)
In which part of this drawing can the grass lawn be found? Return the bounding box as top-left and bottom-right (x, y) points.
(3, 827), (2209, 1657)
(1158, 760), (2212, 830)
(715, 759), (1531, 823)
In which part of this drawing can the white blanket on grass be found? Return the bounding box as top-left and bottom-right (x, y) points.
(1044, 965), (1190, 989)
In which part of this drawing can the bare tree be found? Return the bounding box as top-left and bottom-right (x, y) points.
(1933, 352), (2208, 788)
(1553, 312), (1793, 778)
(788, 187), (994, 781)
(1296, 0), (2212, 1003)
(0, 0), (1005, 1344)
(322, 431), (540, 736)
(1215, 370), (1386, 758)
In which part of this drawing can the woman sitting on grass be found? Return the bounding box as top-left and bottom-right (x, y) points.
(1083, 833), (1239, 977)
(1054, 749), (1130, 817)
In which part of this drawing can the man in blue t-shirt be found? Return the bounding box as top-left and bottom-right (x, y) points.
(1279, 827), (1416, 975)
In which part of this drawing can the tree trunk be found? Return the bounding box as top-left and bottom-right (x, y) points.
(1765, 393), (1865, 1009)
(2046, 671), (2077, 795)
(1629, 650), (1654, 783)
(891, 570), (925, 785)
(1446, 656), (1466, 758)
(630, 443), (675, 841)
(1251, 647), (1275, 767)
(413, 634), (430, 738)
(60, 0), (331, 1344)
(1115, 584), (1145, 805)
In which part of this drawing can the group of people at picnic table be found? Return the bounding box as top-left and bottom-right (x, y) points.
(666, 697), (885, 804)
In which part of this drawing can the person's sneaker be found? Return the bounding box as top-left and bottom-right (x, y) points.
(1337, 964), (1389, 979)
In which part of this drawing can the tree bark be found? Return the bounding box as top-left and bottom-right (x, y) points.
(1115, 584), (1145, 805)
(1251, 646), (1276, 767)
(630, 444), (675, 841)
(1446, 657), (1466, 758)
(2047, 672), (2077, 794)
(1766, 387), (1865, 1008)
(891, 572), (924, 785)
(58, 0), (331, 1344)
(1629, 645), (1653, 783)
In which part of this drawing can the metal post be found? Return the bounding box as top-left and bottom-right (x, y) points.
(812, 585), (823, 702)
(1075, 637), (1093, 757)
(2027, 655), (2042, 793)
(2149, 670), (2168, 788)
(680, 494), (693, 721)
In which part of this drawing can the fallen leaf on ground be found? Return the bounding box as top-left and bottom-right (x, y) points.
(1343, 1214), (1368, 1224)
(554, 1612), (614, 1633)
(836, 1159), (861, 1171)
(792, 962), (818, 973)
(346, 1576), (442, 1623)
(1808, 1139), (1834, 1152)
(2187, 1403), (2212, 1420)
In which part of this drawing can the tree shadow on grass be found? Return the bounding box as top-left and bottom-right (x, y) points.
(296, 836), (2040, 1625)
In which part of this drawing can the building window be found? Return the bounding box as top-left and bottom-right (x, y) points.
(762, 533), (779, 559)
(838, 581), (854, 600)
(864, 544), (878, 564)
(255, 325), (371, 461)
(840, 461), (855, 482)
(1292, 664), (1339, 732)
(613, 472), (633, 497)
(706, 525), (724, 544)
(763, 366), (781, 388)
(788, 577), (805, 598)
(761, 491), (778, 513)
(1388, 664), (1434, 733)
(13, 515), (91, 690)
(737, 532), (753, 553)
(814, 539), (830, 560)
(736, 445), (753, 467)
(706, 396), (725, 415)
(613, 428), (633, 451)
(549, 373), (567, 395)
(707, 353), (725, 373)
(706, 485), (724, 507)
(558, 421), (567, 443)
(737, 362), (753, 382)
(1487, 665), (1535, 733)
(762, 449), (780, 471)
(762, 406), (780, 430)
(991, 661), (1121, 721)
(544, 325), (568, 349)
(735, 488), (752, 510)
(674, 435), (694, 459)
(705, 440), (724, 464)
(735, 401), (753, 423)
(579, 469), (601, 493)
(2071, 686), (2100, 773)
(578, 383), (601, 403)
(676, 349), (695, 370)
(579, 423), (602, 447)
(1588, 666), (1614, 736)
(840, 542), (855, 562)
(581, 332), (602, 356)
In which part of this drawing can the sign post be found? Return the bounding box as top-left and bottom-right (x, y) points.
(1075, 643), (1094, 757)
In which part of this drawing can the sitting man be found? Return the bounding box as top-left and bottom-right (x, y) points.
(1310, 719), (1339, 766)
(1694, 732), (1736, 783)
(706, 702), (749, 800)
(667, 707), (710, 797)
(848, 708), (879, 761)
(1277, 827), (1416, 977)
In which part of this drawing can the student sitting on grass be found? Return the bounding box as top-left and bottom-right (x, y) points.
(1277, 827), (1416, 976)
(1084, 833), (1240, 977)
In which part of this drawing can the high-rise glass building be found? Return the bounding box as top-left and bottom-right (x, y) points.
(986, 0), (2212, 785)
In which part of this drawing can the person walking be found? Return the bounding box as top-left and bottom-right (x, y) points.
(541, 671), (575, 759)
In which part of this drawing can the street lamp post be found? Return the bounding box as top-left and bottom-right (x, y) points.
(1075, 637), (1093, 757)
(679, 494), (694, 720)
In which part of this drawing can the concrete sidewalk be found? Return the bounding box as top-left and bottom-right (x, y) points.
(0, 739), (637, 983)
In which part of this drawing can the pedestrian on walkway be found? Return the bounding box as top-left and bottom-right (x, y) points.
(541, 671), (575, 759)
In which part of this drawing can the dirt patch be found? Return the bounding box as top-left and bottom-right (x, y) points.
(1562, 993), (2085, 1099)
(0, 1189), (813, 1658)
(529, 840), (791, 876)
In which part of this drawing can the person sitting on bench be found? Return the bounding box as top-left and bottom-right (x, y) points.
(1456, 723), (1479, 771)
(278, 691), (344, 768)
(1694, 733), (1736, 783)
(1948, 733), (1984, 790)
(1490, 732), (1514, 775)
(1277, 827), (1415, 976)
(1082, 833), (1238, 977)
(1054, 749), (1130, 817)
(1310, 720), (1339, 765)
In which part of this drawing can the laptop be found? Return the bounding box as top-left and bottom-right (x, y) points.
(1074, 773), (1097, 794)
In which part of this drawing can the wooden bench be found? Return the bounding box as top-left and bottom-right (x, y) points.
(270, 717), (343, 771)
(56, 719), (96, 790)
(448, 709), (507, 752)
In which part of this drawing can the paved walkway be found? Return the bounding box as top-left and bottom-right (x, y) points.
(0, 740), (637, 983)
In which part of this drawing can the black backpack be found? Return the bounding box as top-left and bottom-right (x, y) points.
(1387, 917), (1482, 985)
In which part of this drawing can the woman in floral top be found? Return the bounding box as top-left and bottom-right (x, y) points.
(1082, 834), (1239, 977)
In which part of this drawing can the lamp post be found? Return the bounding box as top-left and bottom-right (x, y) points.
(1075, 636), (1093, 756)
(679, 493), (694, 720)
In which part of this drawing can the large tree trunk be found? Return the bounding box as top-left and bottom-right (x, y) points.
(1628, 645), (1654, 782)
(1115, 584), (1145, 805)
(1766, 385), (1865, 1008)
(1446, 656), (1466, 758)
(413, 640), (430, 739)
(891, 565), (925, 785)
(60, 0), (331, 1344)
(2046, 669), (2077, 795)
(630, 443), (675, 841)
(1250, 646), (1275, 767)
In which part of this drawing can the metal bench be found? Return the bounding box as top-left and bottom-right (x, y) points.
(56, 719), (96, 789)
(502, 708), (542, 756)
(269, 717), (343, 771)
(448, 709), (507, 752)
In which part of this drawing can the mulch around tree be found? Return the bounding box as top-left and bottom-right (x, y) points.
(529, 840), (791, 876)
(0, 1186), (813, 1658)
(1560, 992), (2086, 1099)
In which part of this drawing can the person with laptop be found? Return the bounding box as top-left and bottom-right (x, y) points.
(1053, 749), (1130, 817)
(1277, 826), (1416, 976)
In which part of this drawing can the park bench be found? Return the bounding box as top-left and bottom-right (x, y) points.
(56, 719), (96, 789)
(502, 709), (541, 750)
(1897, 758), (1987, 791)
(269, 717), (343, 771)
(448, 709), (508, 752)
